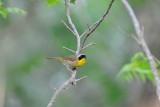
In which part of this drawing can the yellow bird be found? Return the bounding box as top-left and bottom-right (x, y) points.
(47, 54), (86, 69)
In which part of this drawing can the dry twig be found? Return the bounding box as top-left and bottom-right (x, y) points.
(47, 70), (77, 107)
(63, 46), (75, 53)
(61, 20), (76, 36)
(121, 0), (160, 103)
(82, 42), (96, 50)
(47, 0), (115, 107)
(81, 0), (115, 48)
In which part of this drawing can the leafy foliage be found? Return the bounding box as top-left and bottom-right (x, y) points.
(0, 2), (26, 18)
(45, 0), (76, 6)
(70, 0), (76, 4)
(118, 52), (159, 82)
(45, 0), (60, 6)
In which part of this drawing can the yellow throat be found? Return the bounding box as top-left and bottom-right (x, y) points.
(75, 58), (86, 67)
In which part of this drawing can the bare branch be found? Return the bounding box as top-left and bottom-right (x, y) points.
(62, 20), (76, 36)
(81, 42), (96, 50)
(118, 26), (140, 43)
(63, 46), (75, 53)
(64, 0), (79, 37)
(75, 76), (87, 82)
(64, 0), (81, 54)
(47, 70), (77, 107)
(121, 0), (142, 37)
(131, 34), (140, 44)
(80, 22), (97, 38)
(47, 1), (115, 107)
(81, 0), (115, 48)
(121, 0), (160, 103)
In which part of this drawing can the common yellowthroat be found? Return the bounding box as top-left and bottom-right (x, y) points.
(47, 54), (86, 69)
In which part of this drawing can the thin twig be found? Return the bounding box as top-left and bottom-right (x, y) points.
(121, 0), (160, 103)
(75, 76), (87, 82)
(80, 17), (105, 39)
(80, 22), (97, 38)
(82, 42), (96, 50)
(62, 20), (76, 36)
(153, 55), (160, 66)
(81, 0), (115, 48)
(118, 26), (140, 43)
(131, 34), (140, 44)
(63, 46), (75, 53)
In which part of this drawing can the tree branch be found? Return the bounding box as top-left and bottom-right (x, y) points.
(63, 46), (75, 53)
(64, 0), (81, 54)
(61, 20), (76, 36)
(47, 0), (115, 107)
(81, 0), (115, 48)
(121, 0), (160, 103)
(47, 70), (77, 107)
(75, 76), (87, 82)
(47, 70), (86, 107)
(81, 42), (96, 50)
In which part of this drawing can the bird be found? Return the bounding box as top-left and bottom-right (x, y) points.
(47, 54), (86, 70)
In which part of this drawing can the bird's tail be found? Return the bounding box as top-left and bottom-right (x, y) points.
(47, 57), (64, 62)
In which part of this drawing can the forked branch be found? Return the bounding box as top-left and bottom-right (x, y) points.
(81, 0), (115, 48)
(47, 0), (115, 107)
(62, 0), (115, 54)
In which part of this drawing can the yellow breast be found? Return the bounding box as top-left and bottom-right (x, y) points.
(75, 58), (86, 67)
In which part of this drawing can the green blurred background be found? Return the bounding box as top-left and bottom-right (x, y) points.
(0, 0), (160, 107)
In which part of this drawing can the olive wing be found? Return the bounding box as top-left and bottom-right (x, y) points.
(61, 55), (77, 61)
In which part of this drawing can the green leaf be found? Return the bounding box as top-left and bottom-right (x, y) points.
(0, 2), (26, 18)
(117, 64), (133, 81)
(0, 9), (7, 18)
(117, 52), (158, 83)
(46, 0), (59, 6)
(6, 7), (26, 15)
(0, 2), (7, 18)
(70, 0), (76, 4)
